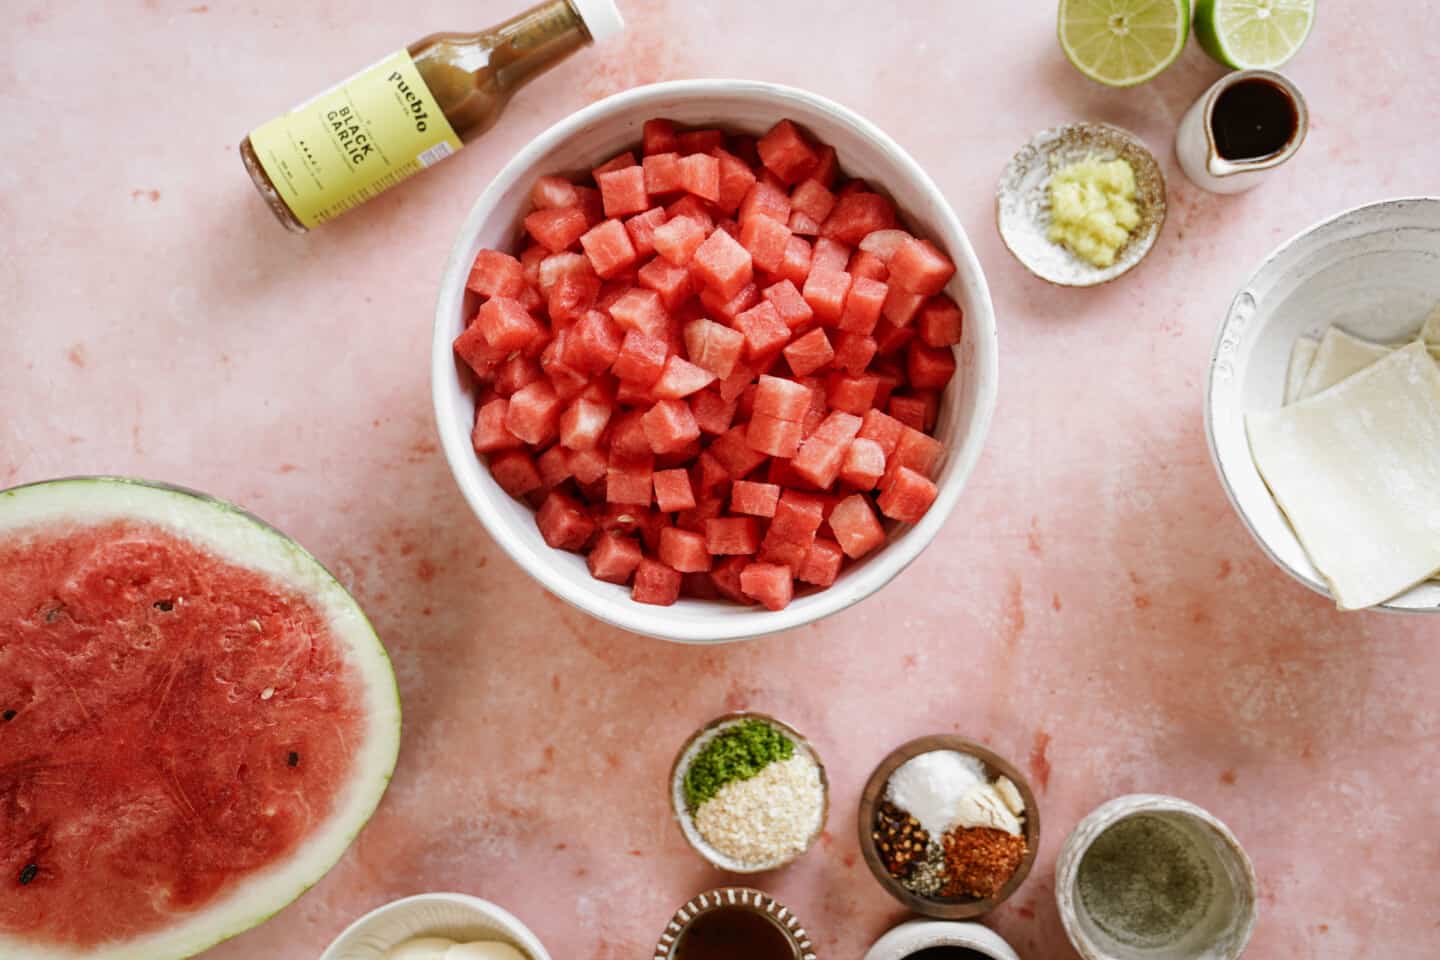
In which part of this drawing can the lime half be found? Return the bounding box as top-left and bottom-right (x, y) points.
(1059, 0), (1191, 88)
(1195, 0), (1315, 69)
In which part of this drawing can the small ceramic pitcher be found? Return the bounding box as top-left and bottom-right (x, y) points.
(1176, 70), (1308, 194)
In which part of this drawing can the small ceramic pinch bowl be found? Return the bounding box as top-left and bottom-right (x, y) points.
(863, 919), (1021, 960)
(857, 735), (1040, 919)
(1204, 196), (1440, 612)
(433, 78), (999, 644)
(1056, 795), (1257, 960)
(654, 887), (816, 960)
(319, 892), (551, 960)
(669, 712), (828, 873)
(996, 121), (1166, 286)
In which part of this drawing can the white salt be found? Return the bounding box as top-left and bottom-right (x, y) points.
(884, 750), (986, 839)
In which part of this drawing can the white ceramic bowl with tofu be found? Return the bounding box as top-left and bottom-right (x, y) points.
(1204, 196), (1440, 612)
(432, 79), (999, 642)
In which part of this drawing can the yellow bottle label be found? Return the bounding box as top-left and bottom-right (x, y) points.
(248, 50), (462, 228)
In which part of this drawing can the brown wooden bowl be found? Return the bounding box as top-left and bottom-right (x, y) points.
(857, 735), (1041, 919)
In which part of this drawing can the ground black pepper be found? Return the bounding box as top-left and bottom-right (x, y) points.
(1076, 814), (1215, 947)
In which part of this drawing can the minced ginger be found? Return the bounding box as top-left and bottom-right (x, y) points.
(1047, 155), (1140, 268)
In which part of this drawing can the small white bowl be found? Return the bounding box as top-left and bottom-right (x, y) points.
(1056, 795), (1257, 960)
(1204, 196), (1440, 612)
(432, 78), (999, 643)
(318, 893), (551, 960)
(863, 919), (1020, 960)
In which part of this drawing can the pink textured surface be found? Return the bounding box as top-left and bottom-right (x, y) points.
(1, 2), (1437, 958)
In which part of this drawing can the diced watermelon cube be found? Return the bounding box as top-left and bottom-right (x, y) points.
(754, 375), (812, 422)
(859, 228), (915, 262)
(871, 364), (902, 409)
(873, 318), (917, 356)
(878, 465), (938, 523)
(771, 490), (825, 539)
(907, 341), (957, 390)
(608, 410), (651, 459)
(466, 250), (526, 298)
(503, 380), (561, 445)
(536, 251), (591, 293)
(536, 491), (597, 551)
(454, 323), (506, 379)
(792, 411), (863, 488)
(575, 185), (605, 226)
(559, 397), (612, 450)
(612, 330), (668, 385)
(838, 276), (888, 335)
(588, 532), (644, 584)
(828, 494), (884, 559)
(537, 445), (573, 488)
(607, 288), (669, 338)
(677, 128), (726, 154)
(739, 214), (791, 273)
(681, 317), (743, 380)
(706, 517), (762, 556)
(642, 399), (702, 454)
(606, 455), (653, 506)
(665, 195), (716, 232)
(643, 118), (679, 155)
(520, 243), (548, 285)
(632, 557), (682, 605)
(821, 192), (898, 246)
(712, 148), (757, 215)
(653, 467), (698, 513)
(677, 153), (720, 203)
(775, 236), (813, 288)
(802, 270), (852, 325)
(812, 237), (852, 275)
(917, 295), (964, 347)
(490, 449), (543, 498)
(494, 353), (543, 397)
(783, 327), (834, 377)
(709, 425), (769, 478)
(739, 179), (791, 226)
(847, 249), (890, 282)
(757, 119), (820, 185)
(891, 426), (946, 479)
(888, 394), (927, 431)
(525, 206), (590, 253)
(790, 178), (837, 224)
(476, 296), (544, 351)
(472, 398), (522, 453)
(710, 555), (753, 603)
(637, 255), (695, 310)
(730, 480), (781, 518)
(762, 279), (815, 330)
(760, 531), (813, 571)
(567, 446), (608, 484)
(624, 206), (669, 260)
(797, 537), (844, 586)
(746, 412), (804, 458)
(859, 408), (906, 457)
(699, 280), (760, 323)
(733, 301), (790, 358)
(841, 437), (886, 489)
(547, 266), (601, 324)
(738, 562), (793, 610)
(562, 310), (622, 373)
(882, 286), (927, 327)
(690, 388), (739, 435)
(592, 151), (637, 178)
(788, 210), (821, 236)
(651, 215), (708, 266)
(540, 335), (589, 402)
(532, 175), (580, 210)
(652, 356), (717, 400)
(691, 228), (754, 300)
(888, 238), (956, 295)
(832, 332), (879, 376)
(810, 144), (838, 186)
(596, 166), (649, 218)
(658, 526), (711, 572)
(642, 152), (683, 195)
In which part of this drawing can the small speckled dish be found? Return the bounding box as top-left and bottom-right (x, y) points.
(318, 892), (550, 960)
(857, 735), (1040, 919)
(669, 712), (829, 873)
(1056, 795), (1257, 960)
(654, 887), (816, 960)
(863, 919), (1020, 960)
(996, 122), (1166, 286)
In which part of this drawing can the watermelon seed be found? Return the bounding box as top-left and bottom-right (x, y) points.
(1, 710), (14, 721)
(18, 864), (37, 886)
(287, 751), (300, 767)
(43, 605), (64, 623)
(153, 599), (175, 612)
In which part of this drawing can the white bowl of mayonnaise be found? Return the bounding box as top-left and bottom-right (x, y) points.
(319, 893), (550, 960)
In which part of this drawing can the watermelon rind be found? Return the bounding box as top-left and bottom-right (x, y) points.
(0, 477), (402, 960)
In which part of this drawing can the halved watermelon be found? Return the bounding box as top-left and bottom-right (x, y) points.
(0, 477), (400, 960)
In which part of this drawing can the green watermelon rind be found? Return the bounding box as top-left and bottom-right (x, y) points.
(0, 476), (402, 960)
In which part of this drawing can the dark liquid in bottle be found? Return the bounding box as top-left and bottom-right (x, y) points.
(904, 949), (992, 959)
(673, 907), (795, 960)
(1211, 78), (1297, 161)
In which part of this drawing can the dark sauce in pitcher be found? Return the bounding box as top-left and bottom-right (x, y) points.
(673, 907), (795, 960)
(1212, 78), (1297, 160)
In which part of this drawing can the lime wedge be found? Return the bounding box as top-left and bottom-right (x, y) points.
(1058, 0), (1191, 88)
(1195, 0), (1315, 69)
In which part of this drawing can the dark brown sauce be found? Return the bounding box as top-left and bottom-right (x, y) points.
(1211, 78), (1297, 161)
(904, 949), (992, 959)
(673, 907), (795, 960)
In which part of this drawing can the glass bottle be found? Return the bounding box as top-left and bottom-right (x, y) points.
(240, 0), (623, 233)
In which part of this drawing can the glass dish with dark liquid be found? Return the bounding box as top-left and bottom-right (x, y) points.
(673, 906), (797, 960)
(1211, 77), (1298, 161)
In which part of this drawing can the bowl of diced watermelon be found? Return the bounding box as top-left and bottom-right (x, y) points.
(433, 79), (998, 643)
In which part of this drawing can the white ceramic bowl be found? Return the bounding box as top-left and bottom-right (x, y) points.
(863, 919), (1020, 960)
(1205, 196), (1440, 612)
(1056, 795), (1257, 960)
(433, 79), (999, 643)
(318, 893), (551, 960)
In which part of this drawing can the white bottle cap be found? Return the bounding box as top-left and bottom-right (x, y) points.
(571, 0), (625, 43)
